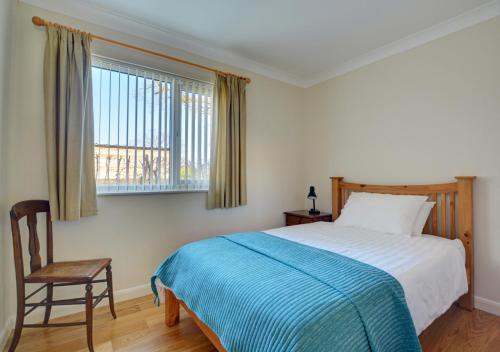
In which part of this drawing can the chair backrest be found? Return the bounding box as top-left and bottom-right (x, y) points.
(10, 200), (53, 281)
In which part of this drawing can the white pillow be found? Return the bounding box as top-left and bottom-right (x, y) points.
(412, 201), (435, 236)
(335, 192), (428, 235)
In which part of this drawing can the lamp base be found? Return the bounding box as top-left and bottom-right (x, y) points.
(309, 209), (320, 215)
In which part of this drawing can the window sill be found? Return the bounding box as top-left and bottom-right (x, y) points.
(97, 189), (208, 197)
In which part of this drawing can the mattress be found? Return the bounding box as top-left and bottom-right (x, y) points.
(156, 221), (467, 335)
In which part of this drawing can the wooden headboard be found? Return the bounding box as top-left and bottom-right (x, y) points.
(330, 176), (475, 310)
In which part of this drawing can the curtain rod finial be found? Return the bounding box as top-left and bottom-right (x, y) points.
(32, 16), (45, 27)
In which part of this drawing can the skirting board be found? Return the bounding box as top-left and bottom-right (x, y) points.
(0, 316), (15, 352)
(0, 283), (151, 350)
(475, 296), (500, 317)
(1, 291), (499, 349)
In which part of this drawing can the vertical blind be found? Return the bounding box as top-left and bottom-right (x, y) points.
(92, 57), (214, 193)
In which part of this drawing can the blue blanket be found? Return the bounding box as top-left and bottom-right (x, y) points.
(152, 232), (421, 352)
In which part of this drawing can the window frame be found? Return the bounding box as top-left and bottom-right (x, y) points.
(91, 56), (214, 196)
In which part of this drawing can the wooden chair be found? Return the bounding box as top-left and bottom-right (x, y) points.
(8, 200), (116, 352)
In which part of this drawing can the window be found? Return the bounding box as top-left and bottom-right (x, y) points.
(91, 57), (214, 194)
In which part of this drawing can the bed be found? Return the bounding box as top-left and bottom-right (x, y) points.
(152, 176), (474, 352)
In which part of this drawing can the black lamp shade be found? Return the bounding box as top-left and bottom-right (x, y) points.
(307, 186), (317, 199)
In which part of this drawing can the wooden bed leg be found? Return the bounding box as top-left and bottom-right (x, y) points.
(458, 291), (474, 311)
(165, 289), (180, 327)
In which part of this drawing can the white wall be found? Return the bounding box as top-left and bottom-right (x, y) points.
(2, 1), (306, 330)
(304, 16), (500, 311)
(0, 0), (15, 346)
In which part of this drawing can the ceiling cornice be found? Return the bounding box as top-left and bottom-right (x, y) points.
(304, 0), (500, 87)
(20, 0), (500, 89)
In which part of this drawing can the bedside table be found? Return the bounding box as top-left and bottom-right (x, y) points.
(284, 210), (332, 226)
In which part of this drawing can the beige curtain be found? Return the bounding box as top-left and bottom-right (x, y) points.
(208, 74), (247, 209)
(44, 26), (97, 221)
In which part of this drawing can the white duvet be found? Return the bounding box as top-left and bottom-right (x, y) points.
(264, 221), (468, 334)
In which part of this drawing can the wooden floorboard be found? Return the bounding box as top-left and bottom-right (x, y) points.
(6, 295), (500, 351)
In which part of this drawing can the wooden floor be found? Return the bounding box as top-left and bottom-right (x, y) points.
(5, 295), (500, 351)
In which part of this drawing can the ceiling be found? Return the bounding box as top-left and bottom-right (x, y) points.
(23, 0), (500, 87)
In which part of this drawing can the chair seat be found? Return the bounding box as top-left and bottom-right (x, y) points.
(25, 258), (111, 283)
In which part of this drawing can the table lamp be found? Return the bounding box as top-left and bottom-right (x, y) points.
(307, 186), (320, 215)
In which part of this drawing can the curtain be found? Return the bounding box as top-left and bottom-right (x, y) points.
(44, 26), (97, 220)
(208, 74), (247, 209)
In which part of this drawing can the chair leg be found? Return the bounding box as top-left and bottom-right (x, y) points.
(8, 295), (25, 352)
(106, 265), (117, 319)
(85, 283), (94, 352)
(43, 283), (53, 324)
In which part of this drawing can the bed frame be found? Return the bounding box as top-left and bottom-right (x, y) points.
(164, 176), (475, 351)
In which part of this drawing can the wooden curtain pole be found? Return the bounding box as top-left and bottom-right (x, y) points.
(31, 16), (251, 84)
